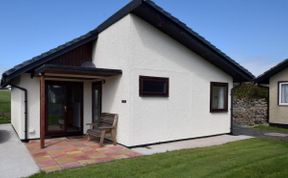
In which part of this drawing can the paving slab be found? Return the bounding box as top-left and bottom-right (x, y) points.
(26, 137), (141, 172)
(132, 134), (252, 155)
(0, 124), (39, 178)
(233, 124), (288, 141)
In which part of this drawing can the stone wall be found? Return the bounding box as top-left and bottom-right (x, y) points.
(233, 98), (268, 126)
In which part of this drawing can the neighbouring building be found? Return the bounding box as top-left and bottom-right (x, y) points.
(255, 59), (288, 126)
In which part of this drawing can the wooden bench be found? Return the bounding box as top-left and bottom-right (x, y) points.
(86, 113), (118, 146)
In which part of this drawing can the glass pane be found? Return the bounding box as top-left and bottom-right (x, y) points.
(66, 85), (82, 132)
(47, 84), (66, 132)
(143, 80), (166, 93)
(281, 84), (288, 103)
(212, 86), (226, 110)
(93, 84), (101, 123)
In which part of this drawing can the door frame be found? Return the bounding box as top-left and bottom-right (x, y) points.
(92, 81), (102, 123)
(45, 80), (84, 137)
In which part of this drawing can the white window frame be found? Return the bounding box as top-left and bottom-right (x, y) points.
(279, 82), (288, 106)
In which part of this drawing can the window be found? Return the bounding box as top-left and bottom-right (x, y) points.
(210, 82), (228, 112)
(139, 76), (169, 97)
(279, 82), (288, 105)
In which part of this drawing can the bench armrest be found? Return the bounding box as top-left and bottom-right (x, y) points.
(86, 123), (98, 125)
(86, 123), (99, 129)
(98, 126), (113, 130)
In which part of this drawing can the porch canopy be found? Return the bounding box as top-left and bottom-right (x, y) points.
(34, 64), (122, 79)
(35, 64), (122, 149)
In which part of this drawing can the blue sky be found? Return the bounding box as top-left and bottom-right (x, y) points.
(1, 0), (288, 76)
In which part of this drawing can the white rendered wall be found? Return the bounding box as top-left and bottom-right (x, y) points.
(93, 15), (132, 146)
(93, 14), (233, 147)
(129, 15), (232, 146)
(11, 78), (25, 139)
(11, 74), (40, 140)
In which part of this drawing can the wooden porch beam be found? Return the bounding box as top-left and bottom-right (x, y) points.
(40, 75), (45, 148)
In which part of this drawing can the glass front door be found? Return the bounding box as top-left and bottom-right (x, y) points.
(46, 81), (83, 137)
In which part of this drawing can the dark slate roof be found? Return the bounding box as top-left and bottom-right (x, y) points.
(1, 31), (98, 85)
(255, 59), (288, 84)
(1, 0), (254, 87)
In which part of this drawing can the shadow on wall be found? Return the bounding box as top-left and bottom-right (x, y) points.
(102, 76), (121, 112)
(0, 130), (11, 143)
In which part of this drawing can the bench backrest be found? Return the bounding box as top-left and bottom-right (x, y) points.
(98, 113), (118, 128)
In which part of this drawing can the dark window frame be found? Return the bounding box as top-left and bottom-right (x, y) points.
(278, 81), (288, 106)
(210, 82), (228, 113)
(139, 76), (169, 97)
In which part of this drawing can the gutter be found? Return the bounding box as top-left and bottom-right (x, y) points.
(10, 84), (29, 142)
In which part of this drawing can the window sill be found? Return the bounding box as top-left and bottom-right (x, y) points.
(210, 109), (228, 113)
(278, 103), (288, 107)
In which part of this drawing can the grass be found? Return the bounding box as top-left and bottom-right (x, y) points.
(0, 116), (10, 124)
(254, 124), (288, 133)
(0, 90), (11, 124)
(30, 138), (288, 178)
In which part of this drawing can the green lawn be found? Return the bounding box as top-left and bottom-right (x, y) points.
(31, 138), (288, 178)
(0, 90), (11, 124)
(254, 125), (288, 133)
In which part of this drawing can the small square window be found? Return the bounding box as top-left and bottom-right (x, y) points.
(279, 82), (288, 106)
(210, 82), (228, 112)
(139, 76), (169, 97)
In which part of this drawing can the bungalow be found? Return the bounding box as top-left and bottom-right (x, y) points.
(255, 59), (288, 126)
(0, 0), (253, 148)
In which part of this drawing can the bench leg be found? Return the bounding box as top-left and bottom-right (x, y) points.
(111, 129), (117, 145)
(99, 130), (106, 147)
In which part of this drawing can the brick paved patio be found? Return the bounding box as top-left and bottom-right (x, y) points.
(26, 137), (141, 172)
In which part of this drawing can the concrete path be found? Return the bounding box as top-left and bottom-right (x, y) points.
(233, 124), (288, 141)
(0, 124), (39, 178)
(132, 134), (252, 155)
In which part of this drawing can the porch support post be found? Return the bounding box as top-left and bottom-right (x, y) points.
(40, 75), (45, 149)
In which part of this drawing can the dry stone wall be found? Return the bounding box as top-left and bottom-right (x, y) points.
(233, 98), (268, 126)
